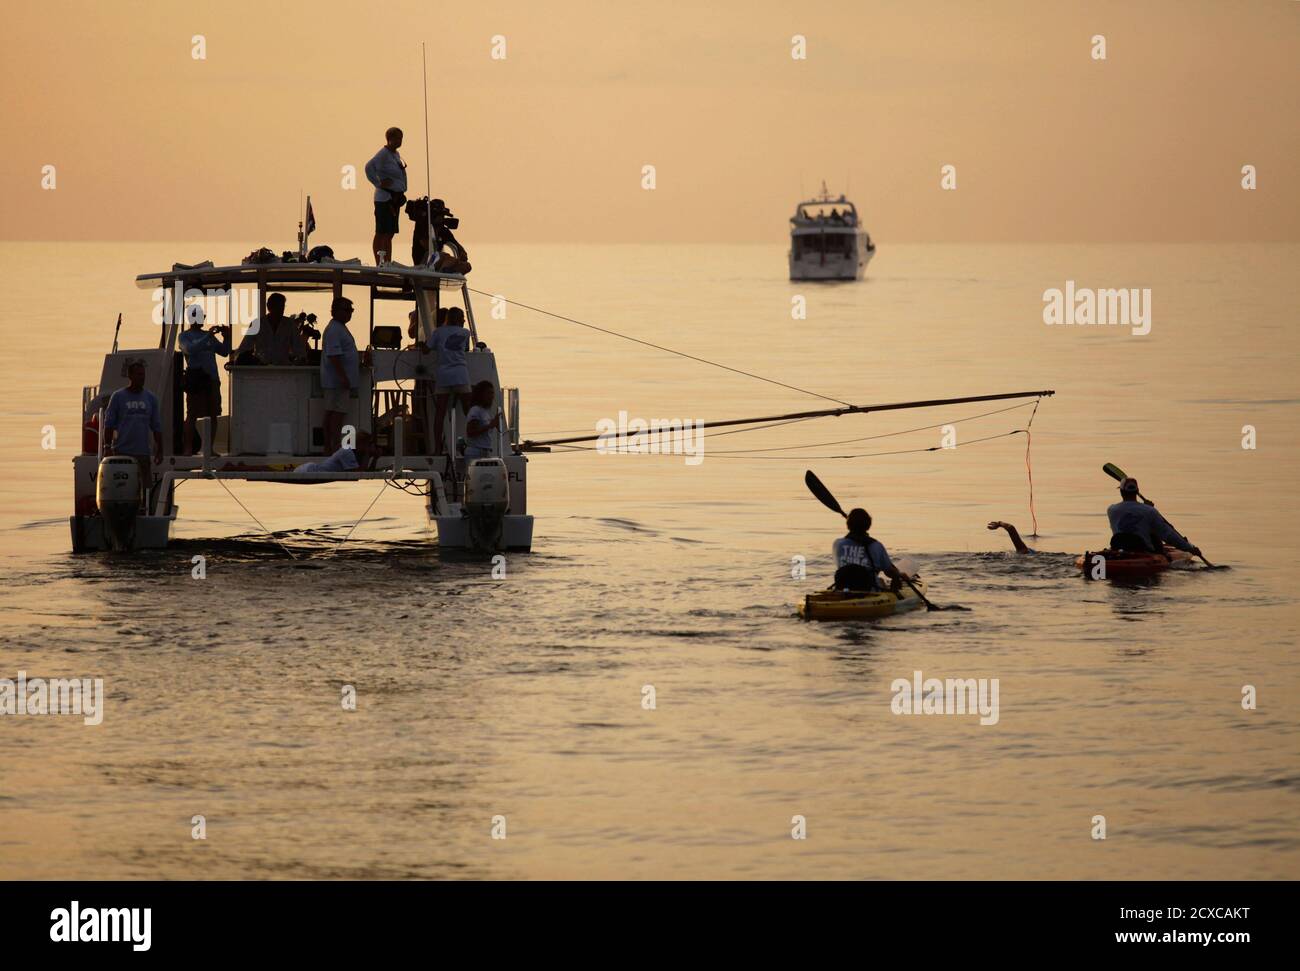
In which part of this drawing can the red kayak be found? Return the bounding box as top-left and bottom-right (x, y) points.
(1076, 547), (1196, 580)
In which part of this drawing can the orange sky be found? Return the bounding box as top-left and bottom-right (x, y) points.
(2, 0), (1297, 243)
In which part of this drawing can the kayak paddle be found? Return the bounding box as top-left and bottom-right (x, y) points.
(1101, 462), (1223, 569)
(803, 470), (963, 611)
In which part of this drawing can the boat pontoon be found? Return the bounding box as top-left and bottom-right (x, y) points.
(71, 259), (534, 553)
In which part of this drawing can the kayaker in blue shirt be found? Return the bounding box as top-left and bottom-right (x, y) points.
(103, 359), (163, 509)
(1107, 478), (1200, 557)
(833, 508), (909, 592)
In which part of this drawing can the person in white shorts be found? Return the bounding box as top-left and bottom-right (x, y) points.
(425, 306), (472, 455)
(320, 296), (360, 453)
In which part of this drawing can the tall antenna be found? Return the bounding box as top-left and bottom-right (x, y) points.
(422, 42), (433, 263)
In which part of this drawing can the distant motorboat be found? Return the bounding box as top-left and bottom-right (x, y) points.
(788, 183), (874, 281)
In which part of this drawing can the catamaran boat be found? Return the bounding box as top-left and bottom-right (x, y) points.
(788, 184), (874, 282)
(71, 259), (534, 554)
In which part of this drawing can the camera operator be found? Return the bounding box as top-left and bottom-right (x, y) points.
(406, 197), (472, 274)
(236, 293), (307, 366)
(178, 303), (232, 455)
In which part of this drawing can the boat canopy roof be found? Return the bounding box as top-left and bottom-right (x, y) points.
(792, 198), (859, 221)
(135, 260), (466, 293)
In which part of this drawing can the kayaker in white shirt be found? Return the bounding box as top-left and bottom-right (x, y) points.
(1107, 478), (1199, 557)
(832, 508), (909, 593)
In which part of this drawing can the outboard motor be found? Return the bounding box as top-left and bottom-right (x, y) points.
(463, 458), (509, 551)
(96, 455), (141, 551)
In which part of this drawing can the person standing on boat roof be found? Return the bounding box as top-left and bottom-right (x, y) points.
(833, 508), (909, 593)
(321, 296), (361, 453)
(365, 127), (406, 265)
(425, 306), (472, 456)
(1107, 478), (1199, 558)
(178, 304), (231, 455)
(103, 359), (163, 510)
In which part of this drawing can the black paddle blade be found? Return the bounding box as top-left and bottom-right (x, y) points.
(804, 470), (845, 517)
(1103, 462), (1127, 482)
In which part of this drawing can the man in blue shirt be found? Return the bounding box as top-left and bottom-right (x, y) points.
(103, 359), (163, 510)
(320, 296), (361, 453)
(178, 305), (231, 454)
(365, 127), (407, 265)
(1107, 478), (1200, 557)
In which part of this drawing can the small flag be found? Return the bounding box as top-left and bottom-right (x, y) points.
(305, 196), (316, 236)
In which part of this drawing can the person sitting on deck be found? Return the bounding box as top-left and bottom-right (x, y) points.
(321, 296), (361, 454)
(1107, 478), (1200, 558)
(295, 431), (379, 475)
(236, 293), (306, 366)
(426, 306), (472, 455)
(987, 521), (1035, 554)
(833, 508), (909, 593)
(464, 380), (500, 459)
(178, 304), (231, 455)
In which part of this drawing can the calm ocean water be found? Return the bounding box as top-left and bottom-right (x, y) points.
(1, 242), (1297, 878)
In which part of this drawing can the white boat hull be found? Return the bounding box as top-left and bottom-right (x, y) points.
(435, 514), (534, 552)
(70, 513), (174, 552)
(789, 232), (873, 281)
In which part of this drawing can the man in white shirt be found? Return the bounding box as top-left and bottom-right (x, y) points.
(320, 297), (361, 453)
(464, 380), (500, 459)
(364, 127), (407, 265)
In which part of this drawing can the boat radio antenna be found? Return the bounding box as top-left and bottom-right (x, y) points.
(421, 42), (433, 263)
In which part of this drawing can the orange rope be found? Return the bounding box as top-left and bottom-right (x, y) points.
(1024, 400), (1041, 536)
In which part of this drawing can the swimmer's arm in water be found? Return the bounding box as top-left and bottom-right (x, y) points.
(987, 521), (1034, 554)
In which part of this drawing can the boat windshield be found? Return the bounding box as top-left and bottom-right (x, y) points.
(794, 202), (857, 224)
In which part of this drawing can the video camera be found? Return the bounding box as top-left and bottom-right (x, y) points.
(404, 196), (459, 231)
(404, 197), (467, 268)
(292, 312), (320, 343)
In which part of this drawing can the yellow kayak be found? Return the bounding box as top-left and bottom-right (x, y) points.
(799, 578), (928, 621)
